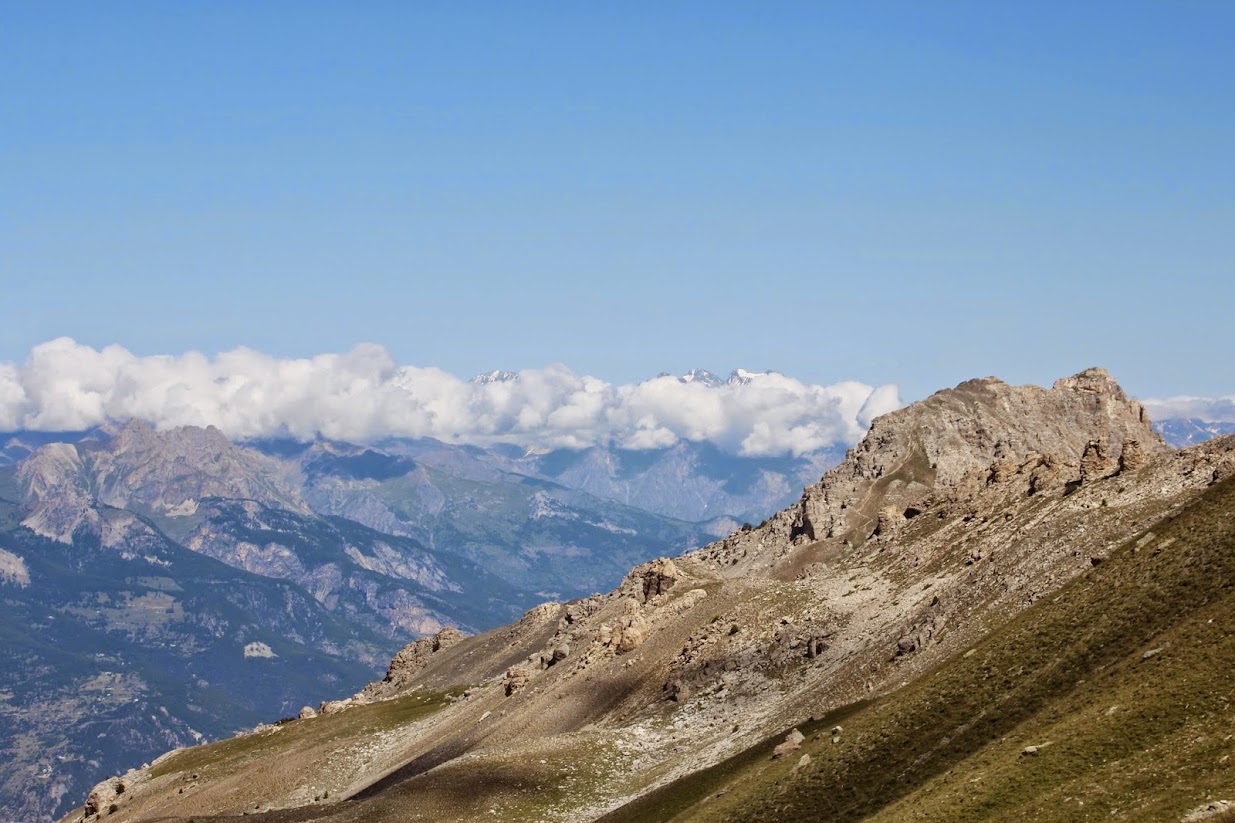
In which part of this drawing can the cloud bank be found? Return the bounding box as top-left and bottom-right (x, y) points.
(0, 338), (901, 456)
(1143, 395), (1235, 425)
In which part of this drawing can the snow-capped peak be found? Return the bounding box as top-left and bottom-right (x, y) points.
(726, 368), (777, 386)
(471, 370), (518, 385)
(680, 368), (723, 387)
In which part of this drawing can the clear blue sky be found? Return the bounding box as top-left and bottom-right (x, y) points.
(3, 1), (1233, 400)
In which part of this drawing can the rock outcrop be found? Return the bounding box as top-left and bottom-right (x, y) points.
(605, 599), (650, 655)
(81, 770), (146, 820)
(639, 558), (680, 601)
(361, 627), (465, 700)
(701, 368), (1169, 566)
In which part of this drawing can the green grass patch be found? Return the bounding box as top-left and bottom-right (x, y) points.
(605, 477), (1235, 823)
(149, 687), (462, 780)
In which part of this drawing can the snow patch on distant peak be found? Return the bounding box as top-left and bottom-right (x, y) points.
(471, 370), (518, 385)
(726, 368), (777, 386)
(680, 369), (723, 387)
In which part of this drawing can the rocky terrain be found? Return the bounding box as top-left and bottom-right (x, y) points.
(0, 416), (842, 821)
(57, 368), (1235, 822)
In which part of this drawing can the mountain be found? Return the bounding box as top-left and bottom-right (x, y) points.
(512, 440), (841, 524)
(1156, 417), (1235, 448)
(0, 496), (398, 823)
(470, 370), (518, 385)
(3, 419), (833, 821)
(724, 367), (776, 385)
(0, 430), (106, 468)
(257, 437), (721, 601)
(62, 368), (1235, 823)
(679, 368), (722, 387)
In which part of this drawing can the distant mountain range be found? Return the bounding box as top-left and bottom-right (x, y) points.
(1, 384), (1229, 821)
(1155, 417), (1235, 447)
(0, 416), (839, 821)
(57, 368), (1235, 823)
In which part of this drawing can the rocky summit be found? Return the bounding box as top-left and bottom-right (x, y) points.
(56, 368), (1235, 823)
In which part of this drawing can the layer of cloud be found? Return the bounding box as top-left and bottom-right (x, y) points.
(1143, 395), (1235, 424)
(0, 338), (903, 456)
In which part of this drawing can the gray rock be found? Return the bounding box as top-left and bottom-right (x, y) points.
(772, 728), (805, 759)
(1183, 800), (1234, 822)
(503, 666), (531, 696)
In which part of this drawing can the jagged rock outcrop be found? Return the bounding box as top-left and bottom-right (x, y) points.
(503, 665), (532, 696)
(700, 368), (1169, 566)
(81, 770), (146, 820)
(639, 557), (679, 601)
(605, 599), (650, 654)
(1119, 437), (1149, 473)
(361, 627), (465, 700)
(1080, 438), (1114, 483)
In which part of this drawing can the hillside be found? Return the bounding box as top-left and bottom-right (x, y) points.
(57, 368), (1235, 823)
(0, 419), (833, 821)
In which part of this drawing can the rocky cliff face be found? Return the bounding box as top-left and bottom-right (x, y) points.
(62, 369), (1235, 823)
(11, 422), (493, 641)
(90, 420), (308, 516)
(16, 420), (307, 544)
(704, 367), (1168, 565)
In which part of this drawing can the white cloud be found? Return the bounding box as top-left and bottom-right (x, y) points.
(1143, 395), (1235, 424)
(0, 338), (902, 456)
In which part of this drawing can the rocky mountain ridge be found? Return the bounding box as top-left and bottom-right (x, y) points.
(62, 368), (1235, 823)
(709, 367), (1167, 566)
(2, 415), (839, 821)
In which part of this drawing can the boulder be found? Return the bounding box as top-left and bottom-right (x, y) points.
(1080, 439), (1113, 483)
(641, 558), (680, 602)
(772, 728), (805, 759)
(664, 679), (691, 702)
(319, 697), (359, 715)
(611, 600), (650, 654)
(83, 779), (120, 818)
(83, 769), (145, 818)
(874, 505), (902, 537)
(503, 666), (531, 696)
(299, 705), (317, 719)
(1119, 438), (1149, 473)
(1183, 800), (1234, 822)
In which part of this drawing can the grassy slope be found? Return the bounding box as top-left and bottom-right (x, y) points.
(605, 476), (1235, 823)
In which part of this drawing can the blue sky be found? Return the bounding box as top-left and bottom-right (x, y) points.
(4, 1), (1233, 401)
